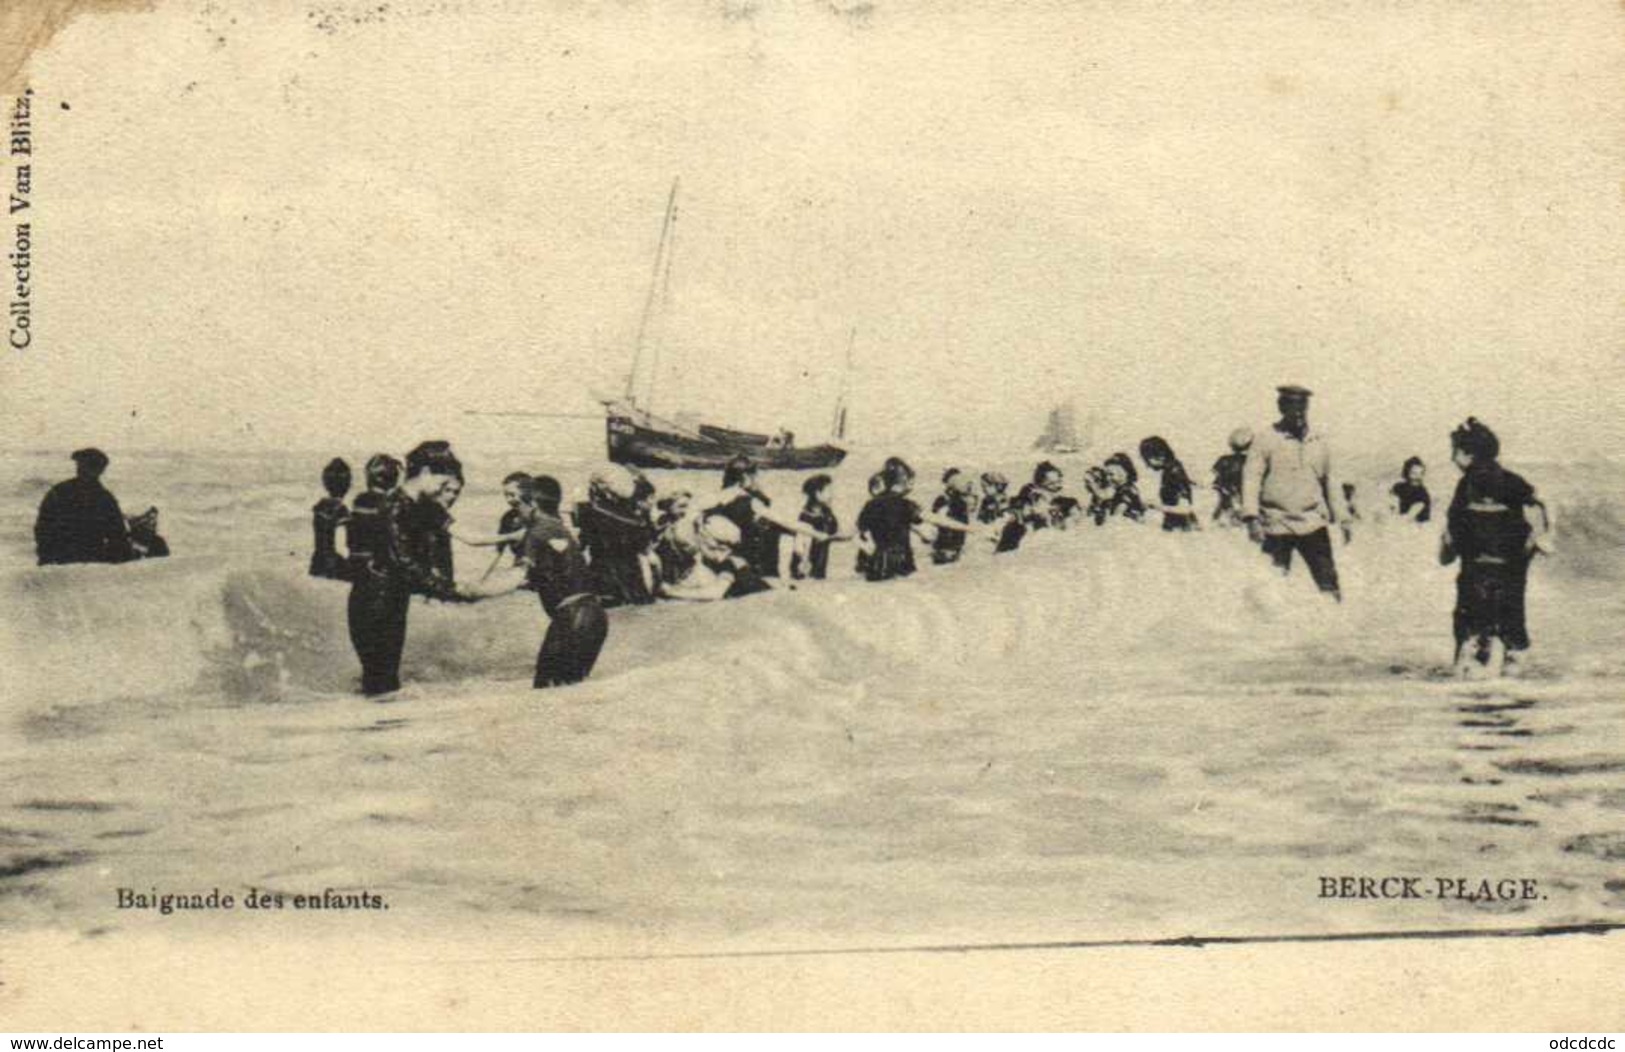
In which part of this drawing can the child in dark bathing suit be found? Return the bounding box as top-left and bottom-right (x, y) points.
(1389, 456), (1432, 524)
(996, 460), (1066, 552)
(977, 472), (1009, 525)
(1440, 418), (1552, 678)
(931, 468), (974, 564)
(310, 457), (352, 580)
(652, 490), (696, 586)
(1139, 436), (1196, 532)
(793, 474), (840, 580)
(857, 457), (975, 579)
(1088, 453), (1146, 524)
(705, 456), (832, 583)
(855, 470), (886, 576)
(1211, 428), (1252, 527)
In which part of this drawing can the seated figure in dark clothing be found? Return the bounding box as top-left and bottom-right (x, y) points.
(126, 507), (170, 559)
(34, 448), (135, 566)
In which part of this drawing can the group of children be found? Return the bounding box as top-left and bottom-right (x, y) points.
(306, 442), (604, 696)
(301, 432), (1230, 697)
(305, 414), (1551, 695)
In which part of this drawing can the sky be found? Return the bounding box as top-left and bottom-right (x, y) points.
(3, 0), (1623, 468)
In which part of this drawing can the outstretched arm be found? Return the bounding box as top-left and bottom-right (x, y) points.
(759, 504), (833, 541)
(919, 511), (973, 533)
(449, 524), (525, 548)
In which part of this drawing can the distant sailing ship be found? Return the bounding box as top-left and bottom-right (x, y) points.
(602, 179), (849, 471)
(1034, 401), (1085, 455)
(466, 180), (850, 471)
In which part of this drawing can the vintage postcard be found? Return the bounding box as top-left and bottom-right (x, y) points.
(2, 0), (1623, 1031)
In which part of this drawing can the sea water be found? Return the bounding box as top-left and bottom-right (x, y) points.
(1, 448), (1621, 951)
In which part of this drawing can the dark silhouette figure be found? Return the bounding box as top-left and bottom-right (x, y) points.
(1139, 435), (1197, 532)
(346, 446), (465, 697)
(1210, 428), (1253, 526)
(1441, 418), (1550, 674)
(310, 457), (353, 580)
(1389, 456), (1432, 524)
(34, 448), (135, 566)
(520, 475), (609, 689)
(856, 457), (924, 581)
(126, 507), (170, 559)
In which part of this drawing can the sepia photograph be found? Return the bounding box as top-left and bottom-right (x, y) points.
(1, 0), (1622, 1031)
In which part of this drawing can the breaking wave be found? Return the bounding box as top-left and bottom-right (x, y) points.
(2, 469), (1619, 713)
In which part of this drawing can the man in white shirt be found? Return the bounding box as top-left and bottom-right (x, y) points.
(1240, 385), (1349, 600)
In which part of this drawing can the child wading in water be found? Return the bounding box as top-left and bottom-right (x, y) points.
(310, 457), (353, 580)
(854, 471), (886, 577)
(1440, 418), (1552, 678)
(931, 468), (975, 564)
(1389, 456), (1432, 523)
(792, 474), (840, 580)
(518, 475), (609, 688)
(1139, 436), (1197, 532)
(1211, 428), (1253, 527)
(856, 457), (973, 581)
(464, 474), (611, 688)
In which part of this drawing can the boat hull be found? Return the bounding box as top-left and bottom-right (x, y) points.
(607, 413), (847, 471)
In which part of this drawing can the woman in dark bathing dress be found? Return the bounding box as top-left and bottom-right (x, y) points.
(1139, 436), (1197, 532)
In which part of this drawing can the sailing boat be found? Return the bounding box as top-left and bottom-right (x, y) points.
(602, 180), (849, 471)
(1034, 400), (1083, 455)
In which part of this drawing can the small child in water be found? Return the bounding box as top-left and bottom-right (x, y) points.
(345, 454), (402, 580)
(854, 471), (886, 577)
(857, 459), (922, 581)
(498, 471), (531, 557)
(652, 490), (696, 586)
(309, 457), (352, 580)
(1088, 453), (1146, 525)
(1440, 418), (1552, 678)
(1210, 428), (1252, 526)
(662, 514), (768, 601)
(995, 460), (1064, 553)
(931, 468), (974, 564)
(1139, 436), (1196, 532)
(1389, 456), (1432, 523)
(126, 507), (170, 559)
(977, 472), (1009, 524)
(517, 475), (609, 688)
(793, 474), (839, 580)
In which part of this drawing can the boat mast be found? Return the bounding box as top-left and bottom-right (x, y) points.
(831, 325), (855, 440)
(627, 177), (680, 410)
